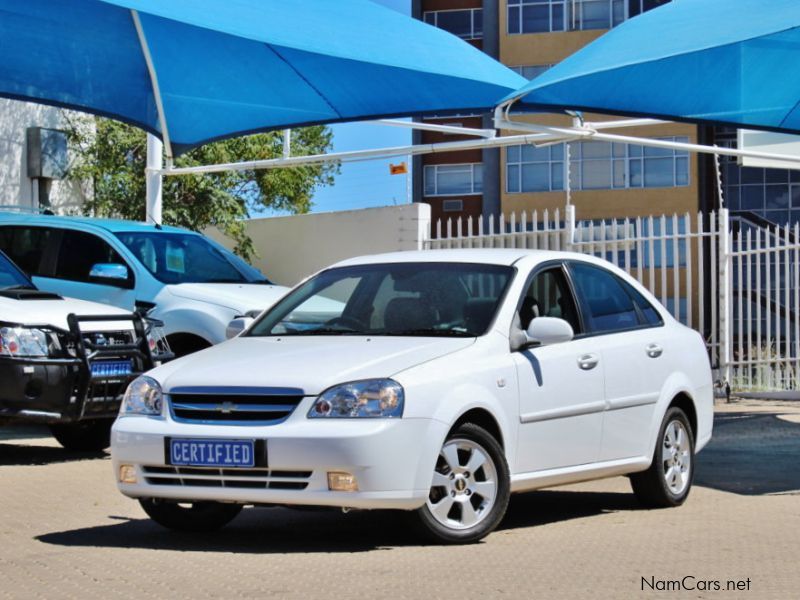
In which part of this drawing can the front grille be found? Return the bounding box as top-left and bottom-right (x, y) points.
(169, 388), (305, 425)
(142, 466), (312, 490)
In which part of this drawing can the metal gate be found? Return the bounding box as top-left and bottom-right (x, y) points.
(425, 206), (798, 392)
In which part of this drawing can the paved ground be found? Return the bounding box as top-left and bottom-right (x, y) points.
(1, 400), (798, 600)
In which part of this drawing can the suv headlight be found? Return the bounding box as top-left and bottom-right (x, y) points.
(120, 376), (163, 416)
(308, 379), (404, 419)
(0, 327), (49, 358)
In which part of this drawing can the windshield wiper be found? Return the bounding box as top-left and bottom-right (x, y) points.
(278, 327), (363, 336)
(383, 329), (474, 338)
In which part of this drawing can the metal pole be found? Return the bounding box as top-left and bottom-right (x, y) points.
(283, 129), (291, 159)
(718, 207), (733, 389)
(146, 133), (163, 225)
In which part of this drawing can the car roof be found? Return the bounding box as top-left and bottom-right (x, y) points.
(331, 249), (594, 268)
(0, 211), (189, 234)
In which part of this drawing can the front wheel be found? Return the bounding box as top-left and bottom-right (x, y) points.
(630, 407), (695, 508)
(49, 419), (113, 451)
(412, 423), (510, 544)
(139, 499), (243, 532)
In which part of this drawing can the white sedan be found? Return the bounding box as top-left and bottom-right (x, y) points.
(111, 250), (713, 544)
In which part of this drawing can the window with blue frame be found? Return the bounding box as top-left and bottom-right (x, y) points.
(505, 138), (690, 194)
(507, 0), (667, 34)
(423, 9), (483, 40)
(716, 131), (800, 226)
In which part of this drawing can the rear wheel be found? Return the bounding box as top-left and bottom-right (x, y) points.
(630, 407), (695, 508)
(139, 499), (243, 532)
(49, 419), (113, 451)
(412, 423), (510, 544)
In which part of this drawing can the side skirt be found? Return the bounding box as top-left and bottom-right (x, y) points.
(510, 456), (652, 493)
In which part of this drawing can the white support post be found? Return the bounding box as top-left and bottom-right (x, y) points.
(718, 207), (733, 388)
(146, 133), (163, 225)
(283, 129), (291, 159)
(565, 203), (576, 251)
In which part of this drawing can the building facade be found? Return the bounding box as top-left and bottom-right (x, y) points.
(411, 0), (746, 230)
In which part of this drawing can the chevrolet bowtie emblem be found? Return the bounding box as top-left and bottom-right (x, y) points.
(218, 402), (235, 414)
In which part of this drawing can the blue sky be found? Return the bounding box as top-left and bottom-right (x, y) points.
(310, 0), (412, 214)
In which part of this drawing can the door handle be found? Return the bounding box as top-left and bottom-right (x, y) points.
(577, 353), (599, 370)
(646, 344), (663, 358)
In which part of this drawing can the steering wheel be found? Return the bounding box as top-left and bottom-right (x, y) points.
(324, 315), (366, 331)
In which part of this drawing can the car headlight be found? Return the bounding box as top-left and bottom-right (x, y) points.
(308, 379), (404, 419)
(120, 376), (163, 417)
(0, 327), (49, 358)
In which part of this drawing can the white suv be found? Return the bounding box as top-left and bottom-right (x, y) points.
(0, 213), (289, 356)
(112, 250), (713, 543)
(0, 250), (170, 450)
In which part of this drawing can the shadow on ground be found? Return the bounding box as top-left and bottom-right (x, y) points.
(694, 411), (800, 495)
(0, 442), (107, 466)
(36, 489), (640, 554)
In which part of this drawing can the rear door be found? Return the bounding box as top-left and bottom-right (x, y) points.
(568, 261), (671, 461)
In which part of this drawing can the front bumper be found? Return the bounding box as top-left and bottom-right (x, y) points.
(111, 411), (448, 511)
(0, 313), (168, 423)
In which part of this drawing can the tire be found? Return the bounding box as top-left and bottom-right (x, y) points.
(139, 499), (243, 532)
(412, 423), (510, 544)
(630, 407), (695, 508)
(49, 419), (113, 451)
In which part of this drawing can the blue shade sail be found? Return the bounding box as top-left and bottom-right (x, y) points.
(507, 0), (800, 135)
(0, 0), (526, 155)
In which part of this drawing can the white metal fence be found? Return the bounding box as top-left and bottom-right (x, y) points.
(425, 206), (799, 392)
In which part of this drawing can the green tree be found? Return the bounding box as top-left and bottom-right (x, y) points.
(63, 116), (337, 260)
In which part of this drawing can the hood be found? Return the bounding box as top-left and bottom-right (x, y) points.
(153, 335), (476, 395)
(167, 283), (290, 313)
(0, 294), (133, 332)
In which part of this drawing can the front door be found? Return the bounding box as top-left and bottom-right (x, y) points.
(514, 265), (604, 473)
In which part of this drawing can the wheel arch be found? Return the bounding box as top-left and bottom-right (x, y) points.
(450, 408), (505, 450)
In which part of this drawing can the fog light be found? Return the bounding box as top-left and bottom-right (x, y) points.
(327, 471), (358, 492)
(119, 464), (137, 484)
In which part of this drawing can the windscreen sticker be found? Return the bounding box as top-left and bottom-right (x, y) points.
(165, 244), (186, 273)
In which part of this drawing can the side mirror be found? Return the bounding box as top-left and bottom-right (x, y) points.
(89, 263), (132, 289)
(525, 317), (574, 348)
(226, 316), (254, 340)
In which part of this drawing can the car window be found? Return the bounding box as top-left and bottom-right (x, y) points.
(519, 266), (581, 333)
(569, 262), (642, 334)
(249, 262), (514, 337)
(0, 226), (53, 276)
(628, 285), (664, 326)
(54, 230), (129, 283)
(115, 231), (267, 284)
(0, 251), (33, 289)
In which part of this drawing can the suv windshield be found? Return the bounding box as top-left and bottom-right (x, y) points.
(247, 262), (514, 338)
(0, 251), (35, 290)
(115, 232), (269, 285)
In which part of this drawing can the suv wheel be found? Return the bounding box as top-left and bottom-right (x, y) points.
(630, 407), (695, 508)
(412, 423), (510, 544)
(49, 418), (113, 451)
(139, 499), (243, 532)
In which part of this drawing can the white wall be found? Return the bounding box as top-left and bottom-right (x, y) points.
(0, 99), (88, 212)
(207, 203), (432, 286)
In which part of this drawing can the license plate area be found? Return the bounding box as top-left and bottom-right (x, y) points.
(166, 438), (266, 468)
(90, 360), (133, 378)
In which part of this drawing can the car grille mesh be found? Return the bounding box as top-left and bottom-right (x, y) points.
(169, 390), (304, 425)
(142, 466), (311, 490)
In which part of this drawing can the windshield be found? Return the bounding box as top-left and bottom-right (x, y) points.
(0, 251), (34, 290)
(247, 262), (514, 338)
(115, 232), (269, 285)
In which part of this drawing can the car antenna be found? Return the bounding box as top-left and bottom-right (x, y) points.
(143, 211), (163, 230)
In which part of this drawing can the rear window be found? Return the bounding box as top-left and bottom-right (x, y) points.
(0, 226), (53, 275)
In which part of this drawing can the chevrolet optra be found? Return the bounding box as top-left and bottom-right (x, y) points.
(112, 250), (713, 543)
